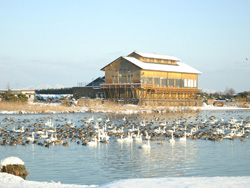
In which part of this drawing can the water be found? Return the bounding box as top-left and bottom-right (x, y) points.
(0, 110), (250, 185)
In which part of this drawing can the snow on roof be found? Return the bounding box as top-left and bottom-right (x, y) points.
(0, 157), (25, 169)
(123, 56), (202, 74)
(132, 51), (181, 61)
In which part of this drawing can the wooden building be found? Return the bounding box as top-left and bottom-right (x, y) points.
(100, 51), (202, 106)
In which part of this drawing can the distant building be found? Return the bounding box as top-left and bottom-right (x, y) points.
(73, 77), (105, 99)
(21, 90), (36, 102)
(100, 51), (202, 105)
(0, 89), (35, 102)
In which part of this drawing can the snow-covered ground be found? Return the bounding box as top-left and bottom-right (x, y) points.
(196, 103), (249, 111)
(1, 173), (250, 188)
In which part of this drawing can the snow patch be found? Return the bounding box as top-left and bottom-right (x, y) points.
(0, 157), (25, 169)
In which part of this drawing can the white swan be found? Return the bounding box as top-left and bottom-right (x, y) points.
(35, 130), (44, 135)
(138, 137), (151, 149)
(179, 132), (187, 142)
(40, 131), (48, 139)
(14, 126), (25, 133)
(46, 134), (57, 143)
(124, 133), (133, 143)
(87, 136), (98, 146)
(45, 119), (53, 127)
(140, 120), (146, 127)
(168, 130), (175, 144)
(134, 132), (142, 142)
(48, 127), (56, 133)
(116, 135), (124, 143)
(145, 131), (151, 140)
(27, 132), (35, 142)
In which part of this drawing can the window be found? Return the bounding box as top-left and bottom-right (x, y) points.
(190, 79), (194, 88)
(129, 74), (133, 83)
(161, 78), (167, 87)
(154, 77), (160, 87)
(194, 80), (197, 88)
(175, 79), (181, 88)
(181, 79), (184, 88)
(184, 79), (188, 87)
(168, 78), (174, 87)
(188, 79), (191, 87)
(148, 77), (152, 84)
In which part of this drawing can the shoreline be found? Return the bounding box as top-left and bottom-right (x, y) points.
(1, 173), (250, 188)
(0, 102), (249, 115)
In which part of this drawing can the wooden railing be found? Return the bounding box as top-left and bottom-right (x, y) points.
(100, 83), (202, 93)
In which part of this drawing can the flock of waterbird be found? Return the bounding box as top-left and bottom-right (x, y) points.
(0, 111), (250, 149)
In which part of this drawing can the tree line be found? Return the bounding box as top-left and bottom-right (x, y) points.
(35, 88), (73, 94)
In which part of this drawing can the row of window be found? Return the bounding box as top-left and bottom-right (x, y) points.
(142, 58), (176, 64)
(141, 77), (197, 88)
(112, 75), (134, 84)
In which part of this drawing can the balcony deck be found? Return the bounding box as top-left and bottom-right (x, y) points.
(100, 83), (202, 93)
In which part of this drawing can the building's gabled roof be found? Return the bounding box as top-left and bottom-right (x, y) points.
(130, 51), (181, 61)
(123, 56), (202, 74)
(86, 76), (105, 87)
(100, 56), (122, 71)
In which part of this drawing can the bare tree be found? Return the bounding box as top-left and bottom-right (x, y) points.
(225, 88), (236, 96)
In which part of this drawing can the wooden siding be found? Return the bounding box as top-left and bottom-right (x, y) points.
(104, 58), (141, 84)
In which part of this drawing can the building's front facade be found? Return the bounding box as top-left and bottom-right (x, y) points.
(100, 51), (202, 105)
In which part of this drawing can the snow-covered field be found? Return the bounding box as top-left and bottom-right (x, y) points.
(1, 173), (250, 188)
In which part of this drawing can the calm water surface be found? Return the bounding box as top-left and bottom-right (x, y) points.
(0, 111), (250, 185)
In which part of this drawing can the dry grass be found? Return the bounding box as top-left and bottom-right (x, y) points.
(0, 101), (82, 114)
(0, 100), (203, 114)
(1, 164), (28, 179)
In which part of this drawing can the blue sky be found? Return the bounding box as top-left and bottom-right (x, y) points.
(0, 0), (249, 93)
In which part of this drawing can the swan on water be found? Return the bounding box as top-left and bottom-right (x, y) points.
(27, 132), (35, 142)
(138, 136), (151, 149)
(179, 132), (187, 142)
(40, 131), (48, 139)
(116, 135), (124, 143)
(87, 136), (98, 146)
(168, 130), (175, 144)
(124, 132), (133, 143)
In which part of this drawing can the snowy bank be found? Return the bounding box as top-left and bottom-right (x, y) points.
(0, 157), (28, 179)
(0, 173), (96, 188)
(1, 173), (250, 188)
(0, 157), (25, 169)
(198, 103), (250, 111)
